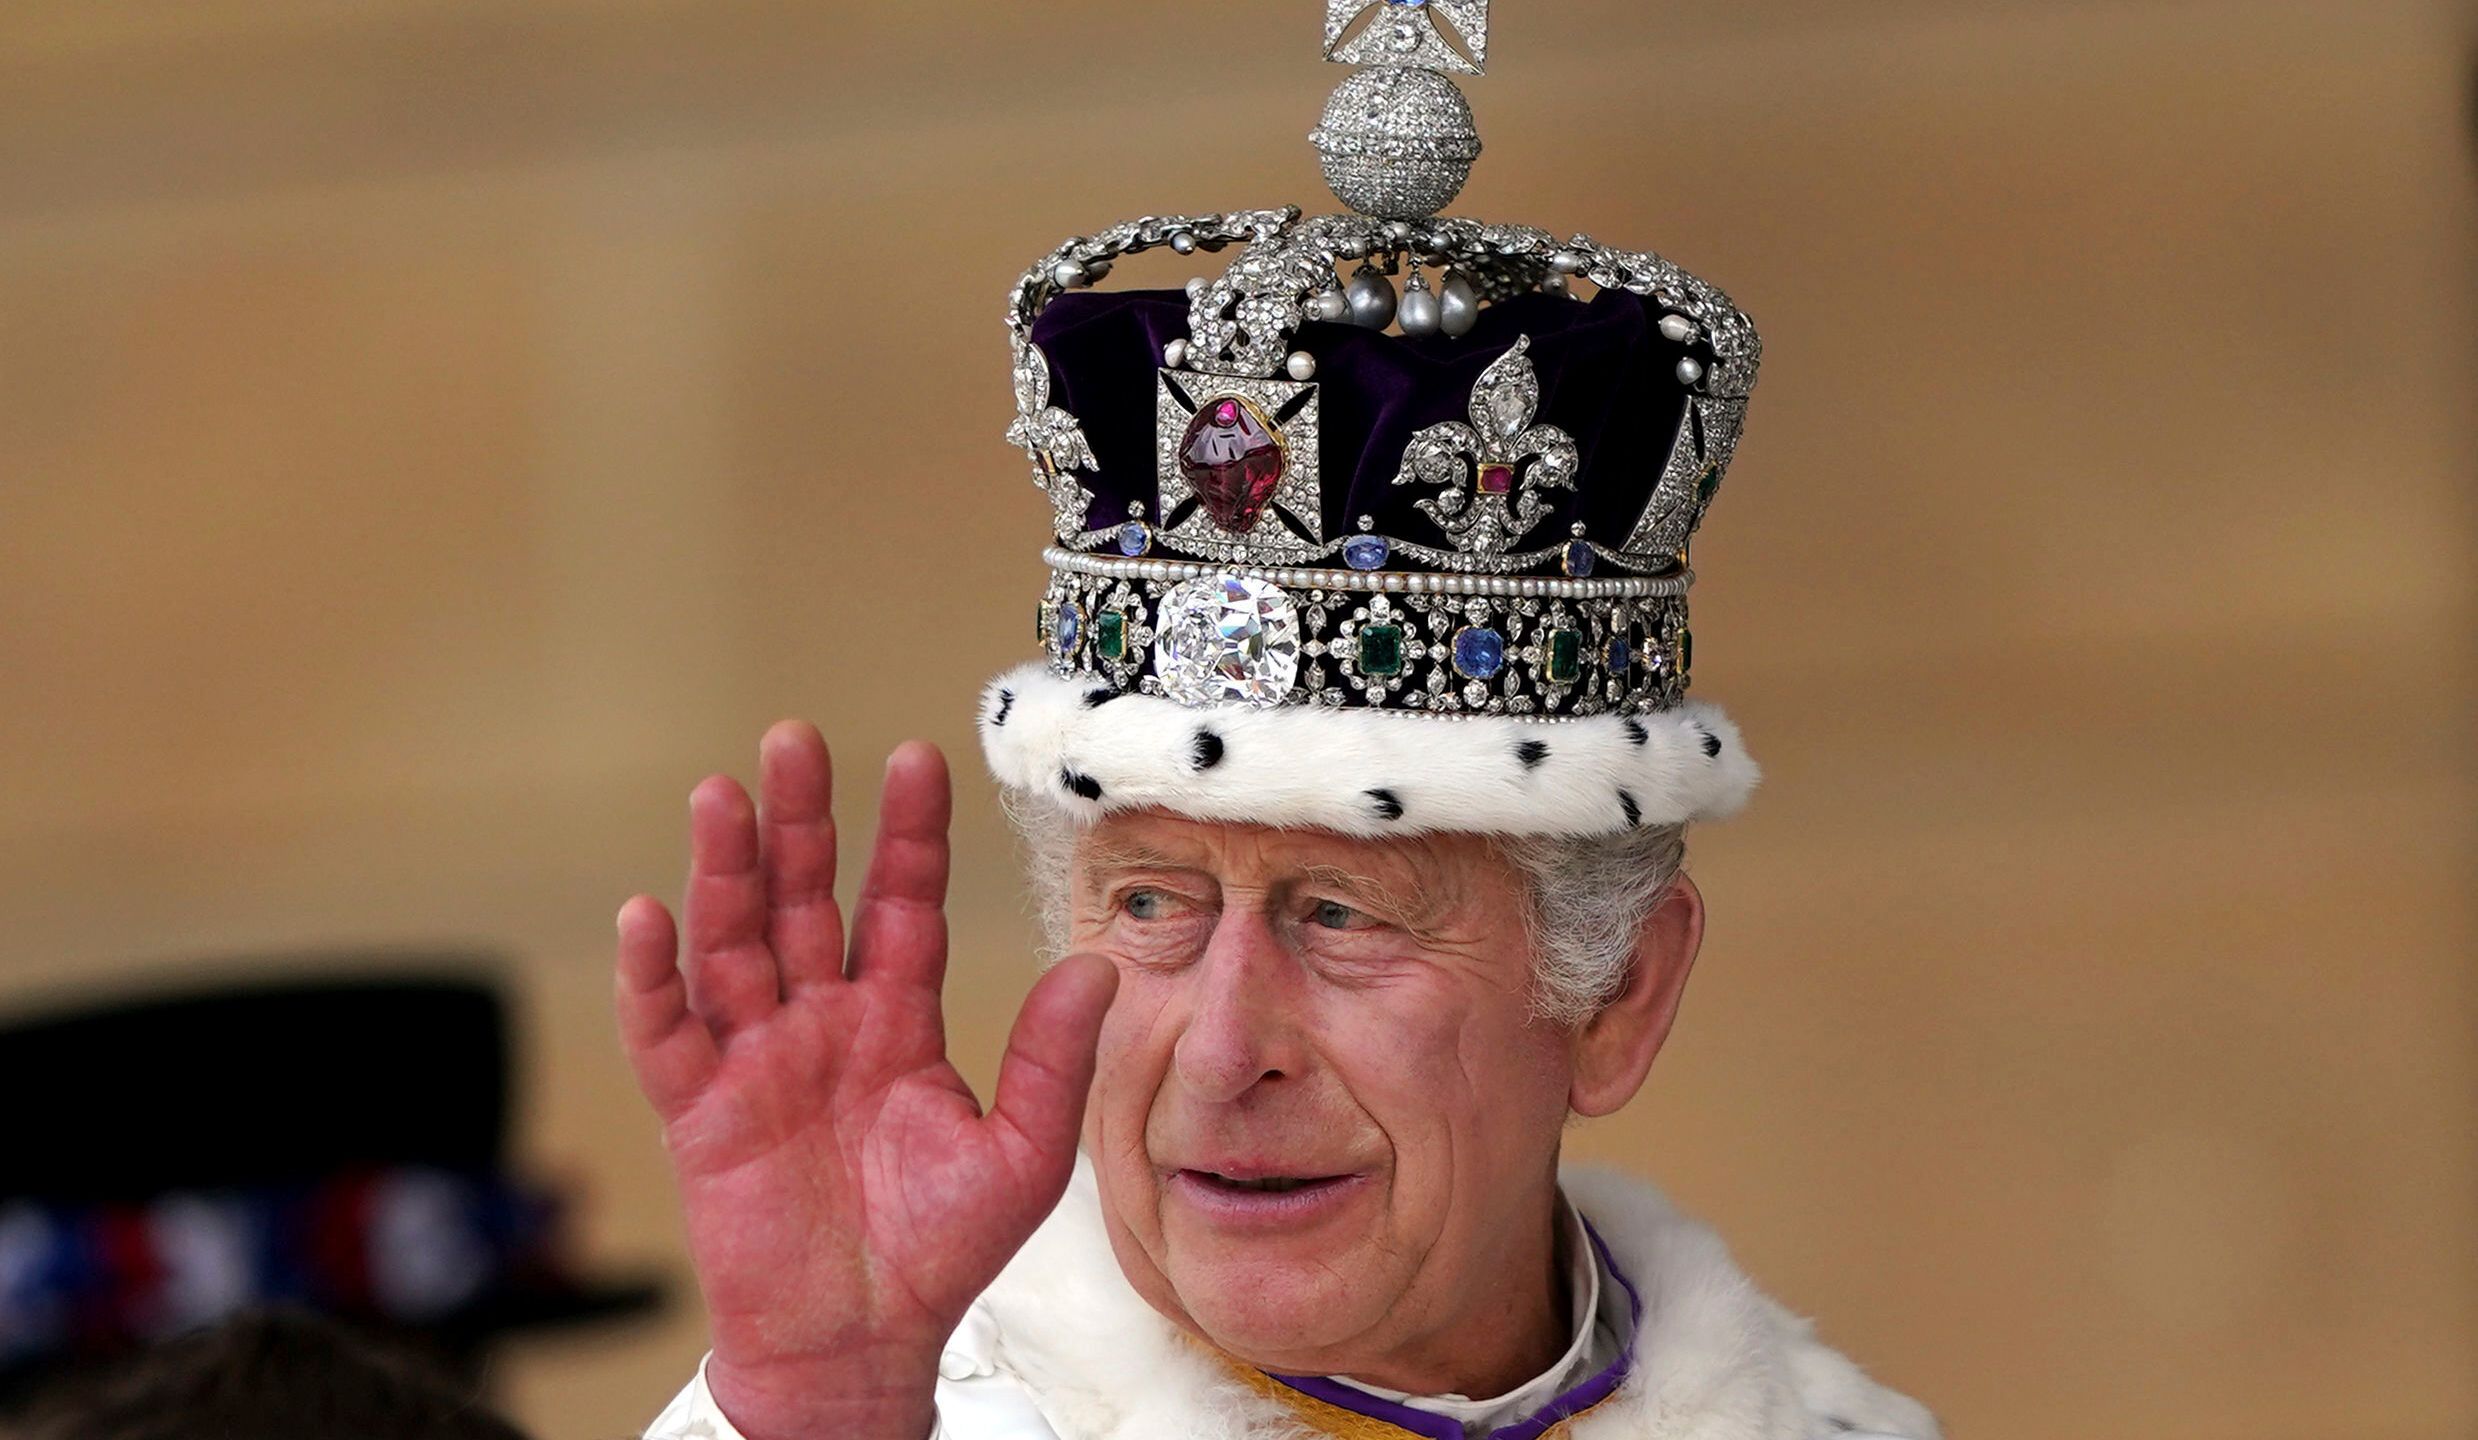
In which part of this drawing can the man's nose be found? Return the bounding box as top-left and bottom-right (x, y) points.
(1170, 908), (1303, 1104)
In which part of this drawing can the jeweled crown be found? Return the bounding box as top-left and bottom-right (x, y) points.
(1005, 1), (1758, 721)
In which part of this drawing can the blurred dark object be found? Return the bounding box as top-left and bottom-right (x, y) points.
(0, 969), (661, 1405)
(15, 1304), (535, 1440)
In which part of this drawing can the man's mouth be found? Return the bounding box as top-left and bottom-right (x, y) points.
(1163, 1165), (1371, 1228)
(1184, 1170), (1345, 1195)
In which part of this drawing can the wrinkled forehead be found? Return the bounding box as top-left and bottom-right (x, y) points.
(1071, 808), (1494, 896)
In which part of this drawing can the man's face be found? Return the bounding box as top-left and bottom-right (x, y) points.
(1071, 811), (1579, 1381)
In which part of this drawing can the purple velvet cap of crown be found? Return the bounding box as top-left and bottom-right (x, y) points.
(1029, 287), (1715, 568)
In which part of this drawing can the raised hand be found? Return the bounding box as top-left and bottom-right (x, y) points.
(615, 725), (1117, 1440)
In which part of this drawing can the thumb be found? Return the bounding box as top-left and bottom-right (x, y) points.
(988, 954), (1118, 1192)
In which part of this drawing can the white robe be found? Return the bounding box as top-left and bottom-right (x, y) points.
(647, 1162), (1940, 1440)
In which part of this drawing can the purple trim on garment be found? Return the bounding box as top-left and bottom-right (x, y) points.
(1265, 1211), (1644, 1440)
(1268, 1374), (1469, 1440)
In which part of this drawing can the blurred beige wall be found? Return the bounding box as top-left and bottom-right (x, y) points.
(2, 2), (2472, 1437)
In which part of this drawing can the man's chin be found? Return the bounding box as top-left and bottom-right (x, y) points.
(1162, 1252), (1382, 1370)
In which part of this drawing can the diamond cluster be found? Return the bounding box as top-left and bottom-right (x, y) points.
(1390, 336), (1579, 556)
(1152, 574), (1303, 706)
(1322, 0), (1491, 75)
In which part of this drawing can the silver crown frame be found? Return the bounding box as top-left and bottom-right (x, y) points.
(1000, 1), (1760, 719)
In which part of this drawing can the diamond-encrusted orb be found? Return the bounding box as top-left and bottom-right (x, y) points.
(1343, 534), (1391, 570)
(1451, 625), (1505, 680)
(1311, 67), (1481, 221)
(1154, 573), (1302, 708)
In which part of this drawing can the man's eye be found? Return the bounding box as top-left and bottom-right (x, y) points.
(1123, 889), (1173, 920)
(1310, 899), (1369, 931)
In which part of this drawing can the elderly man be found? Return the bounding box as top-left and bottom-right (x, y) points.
(627, 8), (1939, 1437)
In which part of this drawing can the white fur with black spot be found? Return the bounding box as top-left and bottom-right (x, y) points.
(975, 661), (1759, 839)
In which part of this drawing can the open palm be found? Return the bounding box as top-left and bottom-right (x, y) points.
(615, 725), (1115, 1440)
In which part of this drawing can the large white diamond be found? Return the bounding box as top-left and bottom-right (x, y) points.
(1152, 573), (1300, 708)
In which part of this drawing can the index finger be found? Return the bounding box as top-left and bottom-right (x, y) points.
(681, 775), (780, 1040)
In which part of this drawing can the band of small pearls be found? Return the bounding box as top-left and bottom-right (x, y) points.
(1043, 547), (1690, 600)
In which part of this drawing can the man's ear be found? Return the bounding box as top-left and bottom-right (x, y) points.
(1567, 873), (1704, 1118)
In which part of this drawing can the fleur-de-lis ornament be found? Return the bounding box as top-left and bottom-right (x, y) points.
(1005, 339), (1099, 539)
(1323, 0), (1490, 75)
(1391, 336), (1578, 555)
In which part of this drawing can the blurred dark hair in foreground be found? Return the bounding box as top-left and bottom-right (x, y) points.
(13, 1306), (532, 1440)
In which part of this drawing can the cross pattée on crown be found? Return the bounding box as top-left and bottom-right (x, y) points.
(1322, 0), (1490, 76)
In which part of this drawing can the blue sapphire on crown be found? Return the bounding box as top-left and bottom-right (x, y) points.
(1452, 626), (1506, 680)
(1343, 534), (1391, 571)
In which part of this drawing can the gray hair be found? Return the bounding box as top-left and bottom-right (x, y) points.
(1001, 794), (1686, 1028)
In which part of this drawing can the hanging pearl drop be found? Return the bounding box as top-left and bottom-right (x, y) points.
(1398, 269), (1442, 338)
(1287, 350), (1318, 381)
(1439, 272), (1479, 338)
(1345, 264), (1398, 330)
(1311, 290), (1350, 324)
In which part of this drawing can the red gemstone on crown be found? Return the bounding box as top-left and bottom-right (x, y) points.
(1478, 463), (1516, 494)
(1180, 397), (1287, 533)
